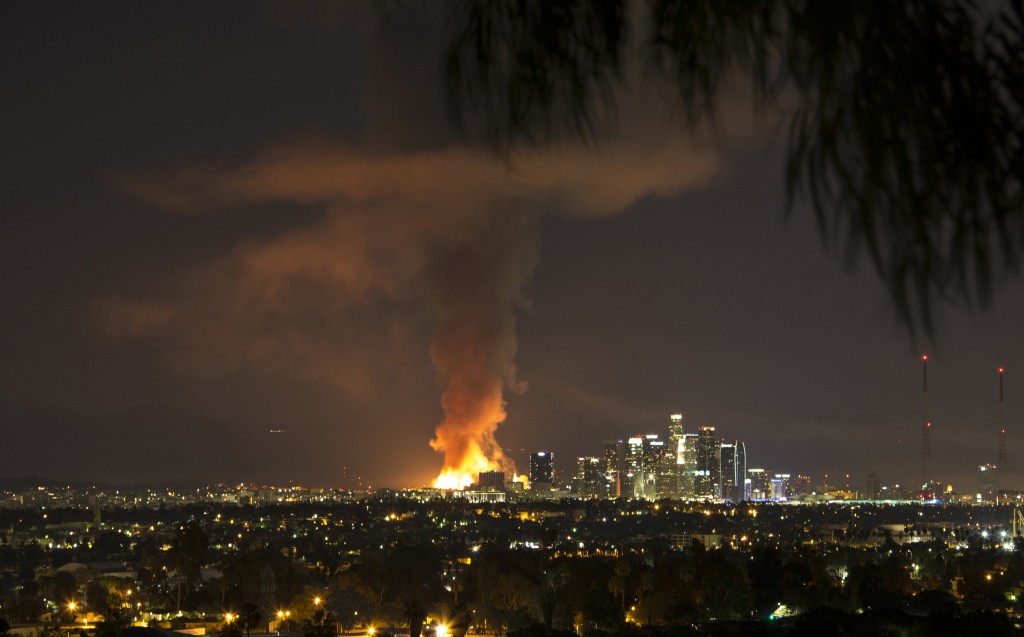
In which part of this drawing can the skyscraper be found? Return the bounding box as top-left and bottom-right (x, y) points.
(664, 413), (685, 499)
(720, 443), (736, 501)
(669, 413), (685, 462)
(572, 456), (604, 498)
(529, 451), (554, 489)
(625, 437), (644, 498)
(866, 473), (881, 500)
(978, 463), (999, 503)
(695, 426), (720, 499)
(602, 439), (623, 498)
(748, 468), (770, 500)
(680, 433), (698, 497)
(735, 441), (748, 500)
(625, 435), (667, 499)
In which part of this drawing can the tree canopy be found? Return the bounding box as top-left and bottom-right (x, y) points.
(445, 0), (1024, 333)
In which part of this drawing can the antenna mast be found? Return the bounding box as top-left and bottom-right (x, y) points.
(921, 355), (931, 487)
(999, 367), (1007, 466)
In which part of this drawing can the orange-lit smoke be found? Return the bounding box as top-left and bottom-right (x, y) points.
(429, 213), (537, 488)
(102, 142), (718, 488)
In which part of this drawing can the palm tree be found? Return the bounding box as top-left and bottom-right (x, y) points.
(403, 599), (426, 637)
(303, 607), (337, 637)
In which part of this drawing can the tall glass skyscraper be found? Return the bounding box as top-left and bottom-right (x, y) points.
(695, 426), (720, 499)
(529, 451), (554, 488)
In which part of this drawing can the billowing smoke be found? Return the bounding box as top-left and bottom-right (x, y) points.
(428, 209), (537, 488)
(102, 142), (717, 487)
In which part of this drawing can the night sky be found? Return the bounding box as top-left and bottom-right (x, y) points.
(3, 2), (1023, 492)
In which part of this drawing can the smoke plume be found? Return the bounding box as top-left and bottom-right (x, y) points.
(102, 142), (718, 487)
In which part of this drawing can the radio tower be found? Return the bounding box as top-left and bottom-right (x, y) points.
(921, 354), (931, 487)
(999, 367), (1007, 467)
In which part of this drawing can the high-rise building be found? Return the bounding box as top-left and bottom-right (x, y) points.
(866, 473), (881, 500)
(602, 439), (623, 498)
(720, 443), (736, 501)
(793, 475), (812, 498)
(695, 426), (720, 499)
(654, 444), (677, 499)
(665, 413), (685, 498)
(646, 436), (667, 499)
(772, 473), (791, 500)
(477, 471), (505, 491)
(978, 464), (999, 503)
(748, 468), (770, 500)
(625, 437), (644, 498)
(669, 413), (685, 462)
(572, 456), (605, 498)
(735, 441), (748, 500)
(624, 435), (667, 499)
(529, 452), (554, 489)
(680, 433), (698, 498)
(719, 441), (748, 501)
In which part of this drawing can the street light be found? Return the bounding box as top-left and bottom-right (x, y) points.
(225, 613), (236, 624)
(314, 597), (322, 607)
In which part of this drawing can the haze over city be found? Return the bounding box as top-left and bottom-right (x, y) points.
(3, 2), (1024, 494)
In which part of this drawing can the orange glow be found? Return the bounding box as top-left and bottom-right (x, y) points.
(427, 237), (525, 491)
(430, 379), (511, 489)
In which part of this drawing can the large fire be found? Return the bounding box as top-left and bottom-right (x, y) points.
(426, 227), (529, 490)
(430, 381), (509, 489)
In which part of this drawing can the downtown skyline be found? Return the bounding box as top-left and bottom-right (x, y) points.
(3, 3), (1024, 492)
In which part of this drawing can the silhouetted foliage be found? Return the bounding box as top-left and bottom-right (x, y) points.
(303, 607), (338, 637)
(445, 0), (1024, 333)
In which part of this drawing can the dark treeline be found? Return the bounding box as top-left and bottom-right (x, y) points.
(2, 500), (1024, 635)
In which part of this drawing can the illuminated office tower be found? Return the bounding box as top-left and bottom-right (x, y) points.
(669, 413), (685, 463)
(978, 464), (999, 503)
(642, 435), (666, 499)
(602, 439), (623, 497)
(666, 413), (686, 498)
(651, 438), (678, 498)
(748, 468), (770, 500)
(625, 437), (644, 498)
(680, 433), (698, 497)
(771, 473), (791, 500)
(529, 452), (554, 489)
(572, 456), (605, 499)
(720, 443), (737, 501)
(648, 436), (668, 499)
(735, 441), (749, 500)
(793, 475), (812, 497)
(625, 435), (667, 499)
(695, 426), (720, 499)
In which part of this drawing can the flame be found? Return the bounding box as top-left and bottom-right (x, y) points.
(430, 376), (509, 489)
(427, 227), (529, 490)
